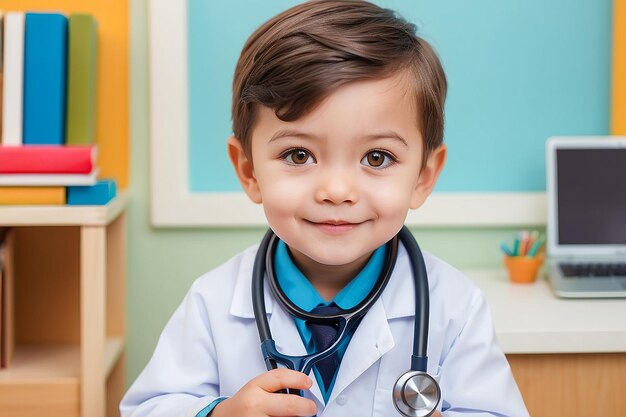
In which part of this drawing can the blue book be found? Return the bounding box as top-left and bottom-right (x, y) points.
(67, 179), (117, 205)
(23, 13), (68, 144)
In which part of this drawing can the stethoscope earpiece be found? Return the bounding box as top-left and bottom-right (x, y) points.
(393, 370), (441, 417)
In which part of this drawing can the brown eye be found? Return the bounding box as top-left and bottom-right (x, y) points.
(285, 148), (314, 165)
(361, 150), (394, 169)
(367, 151), (384, 167)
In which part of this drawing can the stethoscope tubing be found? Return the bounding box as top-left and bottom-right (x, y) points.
(252, 226), (430, 377)
(252, 229), (398, 375)
(398, 226), (429, 371)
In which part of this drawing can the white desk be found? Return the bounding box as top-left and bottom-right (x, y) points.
(464, 269), (626, 354)
(464, 269), (626, 417)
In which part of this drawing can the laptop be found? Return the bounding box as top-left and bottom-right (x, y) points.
(546, 136), (626, 298)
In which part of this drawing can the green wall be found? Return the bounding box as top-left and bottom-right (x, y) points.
(126, 0), (542, 385)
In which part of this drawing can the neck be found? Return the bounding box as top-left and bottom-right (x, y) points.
(287, 247), (373, 302)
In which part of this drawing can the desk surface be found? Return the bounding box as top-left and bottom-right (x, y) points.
(465, 269), (626, 354)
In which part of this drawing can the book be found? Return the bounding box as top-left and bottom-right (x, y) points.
(0, 145), (97, 174)
(0, 187), (65, 205)
(67, 179), (116, 205)
(1, 12), (24, 146)
(66, 14), (97, 145)
(0, 168), (99, 186)
(23, 13), (67, 145)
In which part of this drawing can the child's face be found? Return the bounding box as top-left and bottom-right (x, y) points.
(229, 73), (446, 275)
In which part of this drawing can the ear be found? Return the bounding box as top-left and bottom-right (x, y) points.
(410, 144), (447, 209)
(227, 136), (262, 204)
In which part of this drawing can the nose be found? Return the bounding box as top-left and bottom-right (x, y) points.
(314, 166), (358, 205)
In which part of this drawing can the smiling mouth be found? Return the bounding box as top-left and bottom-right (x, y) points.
(306, 219), (364, 234)
(320, 220), (356, 226)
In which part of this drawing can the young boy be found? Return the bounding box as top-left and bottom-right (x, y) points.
(121, 1), (528, 416)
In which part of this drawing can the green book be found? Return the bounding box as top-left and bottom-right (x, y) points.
(65, 14), (97, 145)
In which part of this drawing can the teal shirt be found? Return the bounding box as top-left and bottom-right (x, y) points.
(274, 240), (386, 403)
(199, 241), (386, 415)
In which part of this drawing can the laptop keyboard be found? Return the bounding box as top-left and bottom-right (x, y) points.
(559, 262), (626, 278)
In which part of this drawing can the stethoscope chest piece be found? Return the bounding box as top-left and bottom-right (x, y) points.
(392, 370), (441, 417)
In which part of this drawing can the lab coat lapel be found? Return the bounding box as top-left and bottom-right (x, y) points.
(267, 300), (326, 403)
(328, 245), (416, 402)
(268, 302), (307, 357)
(228, 247), (326, 402)
(329, 298), (394, 403)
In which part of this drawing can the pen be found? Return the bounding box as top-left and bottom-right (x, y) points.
(527, 235), (545, 257)
(519, 230), (530, 256)
(512, 234), (520, 256)
(500, 243), (514, 256)
(527, 231), (537, 255)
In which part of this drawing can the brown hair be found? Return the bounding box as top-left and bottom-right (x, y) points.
(232, 0), (447, 164)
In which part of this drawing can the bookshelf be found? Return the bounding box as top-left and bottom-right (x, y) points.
(0, 191), (128, 417)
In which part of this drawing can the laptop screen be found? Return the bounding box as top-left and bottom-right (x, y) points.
(556, 148), (626, 245)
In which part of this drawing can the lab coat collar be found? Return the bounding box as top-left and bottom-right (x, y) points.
(380, 243), (426, 319)
(229, 244), (278, 318)
(228, 243), (422, 321)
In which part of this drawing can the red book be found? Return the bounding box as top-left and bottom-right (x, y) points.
(0, 145), (96, 174)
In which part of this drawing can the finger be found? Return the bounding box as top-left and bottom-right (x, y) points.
(255, 368), (313, 393)
(261, 392), (317, 417)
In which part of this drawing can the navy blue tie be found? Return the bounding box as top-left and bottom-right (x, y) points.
(306, 304), (342, 392)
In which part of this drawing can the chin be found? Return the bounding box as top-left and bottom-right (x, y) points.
(305, 246), (376, 267)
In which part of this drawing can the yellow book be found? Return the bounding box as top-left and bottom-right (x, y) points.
(0, 187), (65, 205)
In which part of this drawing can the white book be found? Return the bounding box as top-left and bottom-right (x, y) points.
(0, 168), (99, 186)
(2, 12), (25, 146)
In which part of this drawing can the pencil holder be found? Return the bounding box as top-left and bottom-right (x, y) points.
(503, 255), (544, 284)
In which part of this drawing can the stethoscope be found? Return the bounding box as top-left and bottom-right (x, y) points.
(252, 226), (441, 417)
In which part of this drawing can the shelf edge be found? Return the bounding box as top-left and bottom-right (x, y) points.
(0, 190), (128, 226)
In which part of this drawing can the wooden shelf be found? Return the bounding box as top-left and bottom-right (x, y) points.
(0, 344), (81, 383)
(0, 337), (123, 383)
(0, 338), (124, 417)
(1, 199), (128, 417)
(104, 337), (125, 378)
(0, 190), (128, 226)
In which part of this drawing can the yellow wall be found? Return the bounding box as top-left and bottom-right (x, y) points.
(613, 0), (626, 134)
(2, 0), (129, 188)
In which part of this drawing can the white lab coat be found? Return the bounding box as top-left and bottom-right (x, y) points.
(121, 243), (529, 417)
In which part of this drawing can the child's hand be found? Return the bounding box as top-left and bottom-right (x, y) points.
(211, 368), (317, 417)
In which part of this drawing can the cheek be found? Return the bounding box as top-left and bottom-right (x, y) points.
(365, 176), (416, 212)
(257, 174), (309, 219)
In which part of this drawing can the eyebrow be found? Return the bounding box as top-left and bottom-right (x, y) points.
(268, 129), (315, 143)
(268, 128), (409, 149)
(365, 131), (409, 149)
